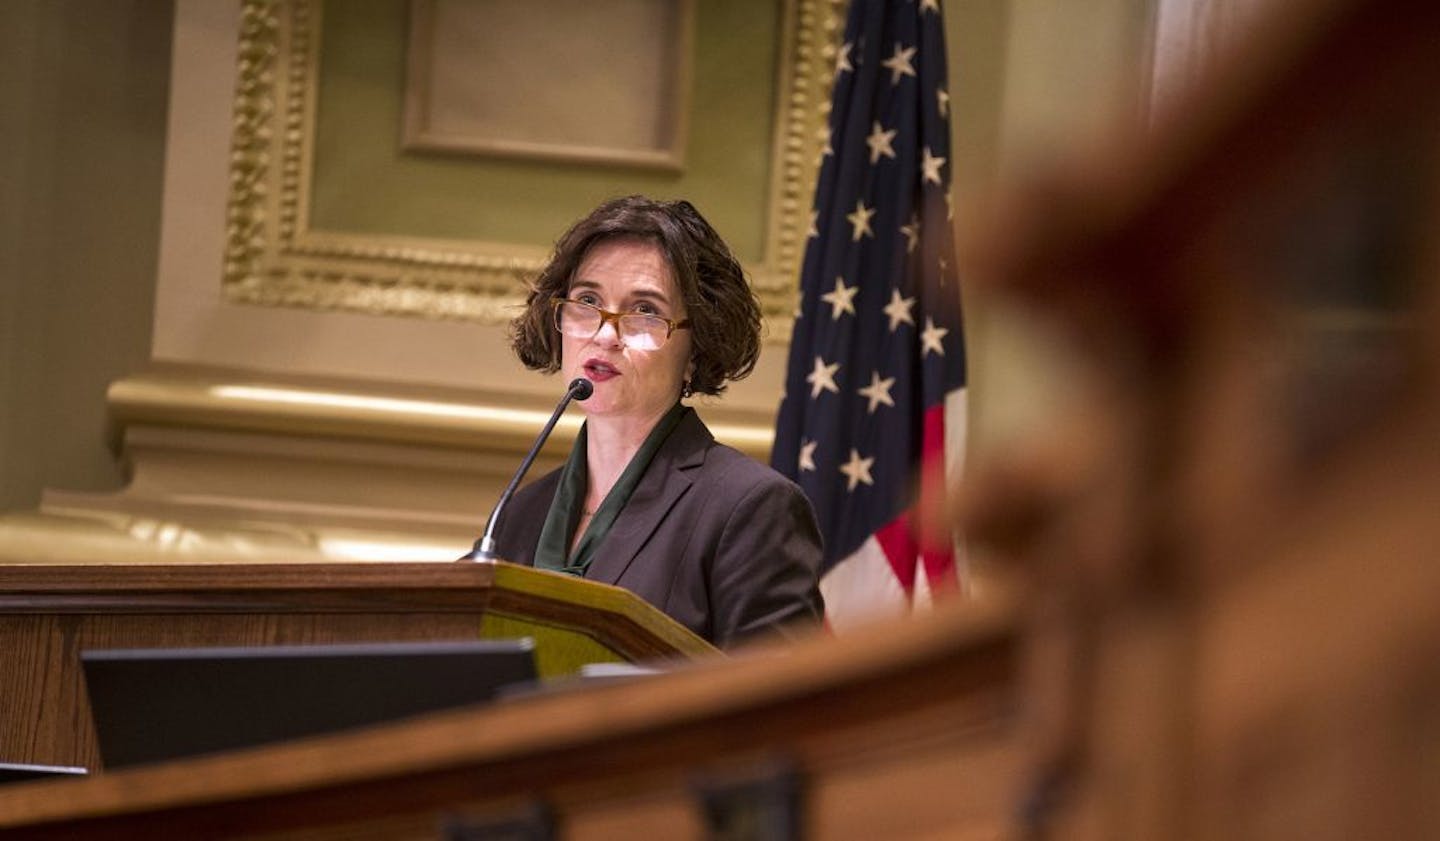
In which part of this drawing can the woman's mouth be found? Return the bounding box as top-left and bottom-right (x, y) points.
(582, 358), (620, 382)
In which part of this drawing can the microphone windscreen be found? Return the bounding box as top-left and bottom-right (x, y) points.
(570, 378), (594, 401)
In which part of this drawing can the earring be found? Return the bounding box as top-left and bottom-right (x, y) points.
(682, 379), (694, 399)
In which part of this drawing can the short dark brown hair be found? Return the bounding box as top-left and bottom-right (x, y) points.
(510, 195), (762, 396)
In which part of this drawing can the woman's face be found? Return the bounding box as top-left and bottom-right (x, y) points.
(560, 237), (693, 424)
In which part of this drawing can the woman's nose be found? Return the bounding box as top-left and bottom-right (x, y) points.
(593, 318), (625, 348)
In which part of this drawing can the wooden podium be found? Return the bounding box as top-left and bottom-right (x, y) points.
(0, 572), (1021, 840)
(0, 561), (717, 770)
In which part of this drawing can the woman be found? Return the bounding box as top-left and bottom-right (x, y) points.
(493, 195), (824, 647)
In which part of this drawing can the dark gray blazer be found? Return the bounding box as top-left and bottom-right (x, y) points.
(492, 409), (824, 648)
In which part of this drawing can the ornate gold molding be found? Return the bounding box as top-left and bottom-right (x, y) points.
(222, 0), (842, 335)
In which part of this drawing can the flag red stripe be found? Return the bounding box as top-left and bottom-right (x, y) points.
(920, 402), (958, 592)
(873, 515), (917, 594)
(869, 402), (958, 599)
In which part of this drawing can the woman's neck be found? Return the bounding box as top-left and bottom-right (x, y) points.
(583, 405), (672, 504)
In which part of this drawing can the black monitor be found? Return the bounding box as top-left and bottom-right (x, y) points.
(0, 763), (88, 786)
(82, 639), (537, 769)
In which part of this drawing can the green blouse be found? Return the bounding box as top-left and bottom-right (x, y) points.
(533, 402), (688, 577)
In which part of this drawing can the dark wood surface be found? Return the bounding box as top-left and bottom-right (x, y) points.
(0, 561), (716, 769)
(961, 0), (1440, 837)
(0, 593), (1022, 840)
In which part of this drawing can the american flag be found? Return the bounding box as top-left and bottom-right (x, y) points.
(772, 0), (966, 631)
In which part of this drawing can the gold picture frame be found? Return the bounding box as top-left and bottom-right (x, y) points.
(222, 0), (840, 335)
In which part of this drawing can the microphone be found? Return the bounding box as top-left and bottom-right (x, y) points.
(460, 378), (593, 561)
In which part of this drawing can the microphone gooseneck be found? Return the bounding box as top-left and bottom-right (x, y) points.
(460, 378), (593, 562)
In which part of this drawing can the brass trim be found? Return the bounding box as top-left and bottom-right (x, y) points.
(106, 368), (776, 460)
(222, 0), (843, 337)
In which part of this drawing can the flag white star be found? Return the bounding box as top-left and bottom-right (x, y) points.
(798, 439), (818, 472)
(881, 43), (917, 85)
(839, 448), (876, 491)
(921, 316), (948, 357)
(807, 356), (841, 398)
(820, 276), (859, 320)
(883, 288), (915, 331)
(865, 120), (897, 164)
(937, 87), (950, 119)
(899, 215), (920, 253)
(857, 371), (896, 413)
(834, 41), (854, 77)
(846, 199), (875, 241)
(920, 147), (946, 185)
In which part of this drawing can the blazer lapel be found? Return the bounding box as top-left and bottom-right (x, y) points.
(584, 410), (711, 586)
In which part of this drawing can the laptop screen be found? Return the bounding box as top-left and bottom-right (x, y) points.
(82, 639), (537, 769)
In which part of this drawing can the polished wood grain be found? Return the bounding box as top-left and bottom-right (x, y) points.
(0, 593), (1022, 839)
(0, 561), (716, 769)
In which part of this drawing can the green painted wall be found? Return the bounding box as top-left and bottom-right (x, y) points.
(0, 0), (172, 510)
(310, 0), (781, 263)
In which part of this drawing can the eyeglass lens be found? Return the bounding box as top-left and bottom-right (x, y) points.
(555, 301), (669, 350)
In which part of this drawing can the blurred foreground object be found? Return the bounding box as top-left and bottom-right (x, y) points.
(963, 0), (1440, 837)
